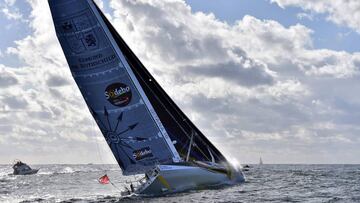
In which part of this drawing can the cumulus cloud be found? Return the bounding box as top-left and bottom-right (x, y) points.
(1, 96), (28, 109)
(0, 66), (18, 87)
(296, 12), (314, 21)
(0, 0), (25, 22)
(183, 61), (274, 87)
(0, 0), (104, 164)
(271, 0), (360, 33)
(46, 75), (70, 87)
(0, 0), (359, 164)
(296, 50), (360, 78)
(107, 0), (360, 163)
(1, 6), (22, 20)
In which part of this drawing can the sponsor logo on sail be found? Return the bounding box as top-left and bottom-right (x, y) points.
(133, 147), (153, 160)
(62, 21), (73, 31)
(84, 33), (97, 47)
(105, 83), (132, 107)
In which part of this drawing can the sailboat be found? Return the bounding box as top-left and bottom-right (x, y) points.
(48, 0), (245, 196)
(259, 157), (263, 165)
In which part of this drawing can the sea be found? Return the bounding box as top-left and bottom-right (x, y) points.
(1, 164), (359, 203)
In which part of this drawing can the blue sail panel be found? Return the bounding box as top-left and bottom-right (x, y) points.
(48, 0), (180, 175)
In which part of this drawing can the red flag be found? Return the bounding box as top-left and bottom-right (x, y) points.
(98, 174), (110, 184)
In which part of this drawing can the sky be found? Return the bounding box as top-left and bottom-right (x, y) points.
(0, 0), (360, 165)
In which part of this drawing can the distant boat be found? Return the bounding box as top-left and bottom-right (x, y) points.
(12, 160), (39, 175)
(259, 157), (263, 165)
(48, 0), (245, 196)
(242, 164), (250, 172)
(243, 164), (250, 168)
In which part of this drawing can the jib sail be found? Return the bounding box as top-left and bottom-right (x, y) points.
(49, 0), (181, 175)
(93, 4), (228, 163)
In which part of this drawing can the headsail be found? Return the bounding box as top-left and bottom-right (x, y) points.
(49, 0), (180, 175)
(94, 4), (228, 164)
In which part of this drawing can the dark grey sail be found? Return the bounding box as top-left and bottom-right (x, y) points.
(49, 0), (181, 175)
(94, 6), (227, 164)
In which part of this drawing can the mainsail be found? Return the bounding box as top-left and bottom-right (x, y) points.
(49, 0), (228, 175)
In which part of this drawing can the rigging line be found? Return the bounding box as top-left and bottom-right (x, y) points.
(179, 138), (191, 153)
(94, 127), (105, 172)
(128, 60), (225, 161)
(109, 179), (122, 192)
(186, 132), (194, 162)
(129, 64), (212, 161)
(146, 80), (219, 161)
(119, 52), (214, 161)
(142, 85), (211, 161)
(97, 9), (216, 162)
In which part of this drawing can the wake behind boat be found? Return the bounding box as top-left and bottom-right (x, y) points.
(48, 0), (245, 196)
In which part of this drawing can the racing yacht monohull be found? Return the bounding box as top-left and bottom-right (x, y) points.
(48, 0), (245, 195)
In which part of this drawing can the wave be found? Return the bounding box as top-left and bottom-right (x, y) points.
(0, 168), (13, 178)
(60, 166), (76, 174)
(36, 166), (120, 176)
(19, 196), (120, 203)
(57, 195), (135, 203)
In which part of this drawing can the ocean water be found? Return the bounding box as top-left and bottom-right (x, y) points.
(0, 164), (359, 202)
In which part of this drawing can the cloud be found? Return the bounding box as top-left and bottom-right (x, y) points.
(109, 1), (274, 81)
(1, 6), (22, 20)
(107, 0), (360, 163)
(271, 0), (360, 33)
(229, 15), (360, 78)
(0, 0), (101, 163)
(1, 96), (28, 109)
(296, 12), (313, 21)
(296, 50), (360, 78)
(183, 61), (274, 87)
(0, 0), (359, 164)
(0, 66), (18, 87)
(46, 75), (70, 87)
(4, 0), (16, 6)
(0, 0), (25, 22)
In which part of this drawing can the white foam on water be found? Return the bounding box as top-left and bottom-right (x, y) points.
(60, 166), (75, 174)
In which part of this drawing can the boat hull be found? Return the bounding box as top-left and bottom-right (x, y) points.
(13, 168), (39, 175)
(13, 163), (39, 175)
(135, 164), (245, 196)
